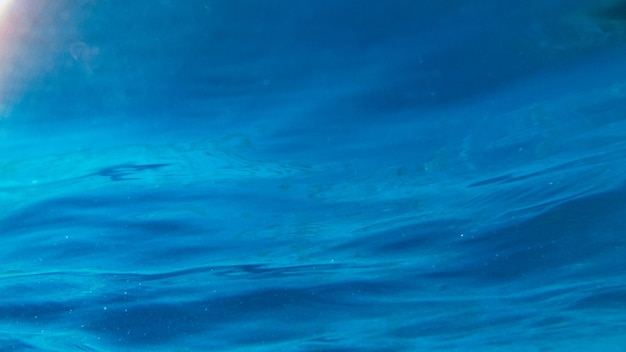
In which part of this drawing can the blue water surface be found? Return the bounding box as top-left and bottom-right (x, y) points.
(1, 1), (626, 351)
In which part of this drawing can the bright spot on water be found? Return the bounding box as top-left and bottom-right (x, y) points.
(0, 0), (11, 17)
(0, 0), (15, 119)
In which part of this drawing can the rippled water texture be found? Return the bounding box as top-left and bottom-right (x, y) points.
(1, 1), (626, 351)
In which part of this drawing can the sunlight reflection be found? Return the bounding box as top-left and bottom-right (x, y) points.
(0, 0), (11, 13)
(0, 1), (67, 120)
(0, 0), (15, 119)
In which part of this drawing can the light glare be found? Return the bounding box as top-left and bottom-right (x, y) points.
(0, 0), (11, 14)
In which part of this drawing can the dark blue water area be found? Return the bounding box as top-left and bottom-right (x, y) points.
(1, 0), (626, 351)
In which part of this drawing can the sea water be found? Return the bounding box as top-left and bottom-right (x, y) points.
(1, 1), (626, 351)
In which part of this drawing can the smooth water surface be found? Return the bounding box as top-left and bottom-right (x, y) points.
(1, 1), (626, 351)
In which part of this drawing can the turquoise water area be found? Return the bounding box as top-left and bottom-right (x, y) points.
(1, 1), (626, 351)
